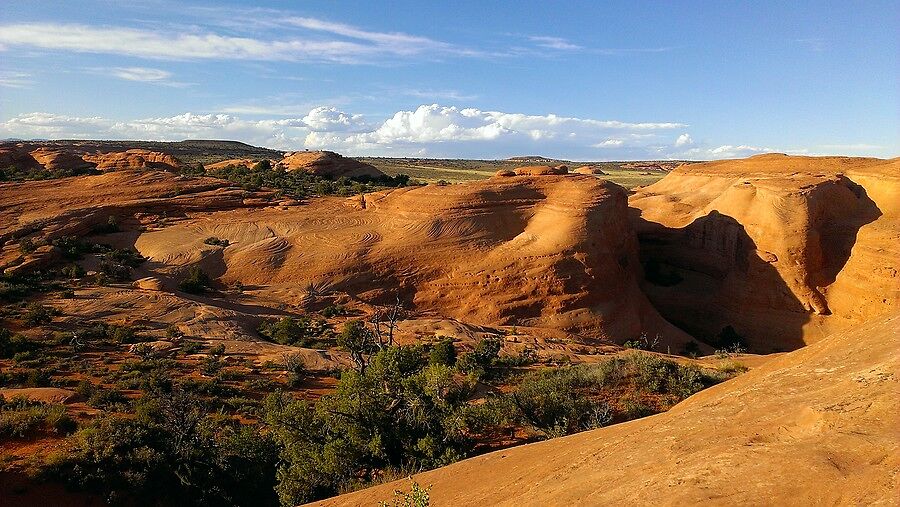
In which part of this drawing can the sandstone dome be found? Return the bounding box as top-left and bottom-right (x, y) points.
(278, 151), (384, 178)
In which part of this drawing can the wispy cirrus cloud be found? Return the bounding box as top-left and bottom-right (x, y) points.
(0, 18), (475, 64)
(529, 36), (583, 51)
(110, 67), (171, 82)
(105, 67), (194, 88)
(400, 89), (479, 101)
(0, 71), (33, 88)
(795, 37), (826, 52)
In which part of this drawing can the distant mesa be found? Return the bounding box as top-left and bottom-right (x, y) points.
(507, 155), (565, 164)
(621, 161), (679, 172)
(83, 149), (183, 171)
(279, 150), (384, 178)
(513, 164), (568, 176)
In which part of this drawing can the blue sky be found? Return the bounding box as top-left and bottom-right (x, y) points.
(0, 0), (897, 160)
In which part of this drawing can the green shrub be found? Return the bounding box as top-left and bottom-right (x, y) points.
(681, 340), (702, 358)
(380, 480), (431, 507)
(716, 325), (747, 351)
(258, 316), (329, 347)
(428, 337), (456, 366)
(321, 304), (348, 318)
(456, 337), (501, 380)
(0, 396), (75, 438)
(45, 390), (279, 506)
(181, 341), (202, 355)
(0, 328), (40, 359)
(203, 237), (230, 247)
(177, 266), (212, 294)
(19, 238), (36, 254)
(283, 353), (306, 387)
(265, 345), (475, 505)
(91, 215), (120, 234)
(509, 367), (611, 438)
(25, 303), (55, 325)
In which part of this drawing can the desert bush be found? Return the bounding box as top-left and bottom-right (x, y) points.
(495, 347), (537, 368)
(91, 215), (120, 234)
(104, 248), (146, 267)
(59, 263), (84, 279)
(715, 325), (747, 351)
(106, 324), (144, 344)
(380, 480), (431, 507)
(265, 345), (476, 505)
(204, 237), (230, 247)
(19, 237), (36, 254)
(428, 337), (456, 366)
(0, 396), (75, 438)
(178, 266), (212, 294)
(718, 359), (749, 375)
(622, 332), (660, 351)
(51, 236), (91, 260)
(181, 341), (203, 355)
(509, 367), (611, 438)
(337, 319), (378, 372)
(76, 380), (127, 410)
(201, 347), (226, 377)
(321, 304), (348, 318)
(0, 328), (41, 359)
(45, 389), (279, 506)
(282, 352), (306, 387)
(681, 340), (702, 358)
(456, 337), (501, 380)
(24, 302), (55, 325)
(259, 316), (329, 347)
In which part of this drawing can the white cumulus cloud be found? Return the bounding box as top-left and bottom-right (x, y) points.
(675, 133), (693, 146)
(302, 107), (370, 132)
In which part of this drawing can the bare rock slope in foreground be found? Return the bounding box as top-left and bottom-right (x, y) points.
(312, 310), (900, 507)
(630, 154), (899, 351)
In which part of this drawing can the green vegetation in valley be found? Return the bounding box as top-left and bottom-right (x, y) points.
(180, 159), (412, 198)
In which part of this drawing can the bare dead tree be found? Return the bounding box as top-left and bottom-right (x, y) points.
(369, 296), (404, 349)
(302, 280), (332, 309)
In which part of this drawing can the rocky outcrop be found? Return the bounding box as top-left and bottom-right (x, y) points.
(0, 170), (275, 269)
(133, 174), (688, 345)
(573, 165), (606, 175)
(629, 154), (900, 351)
(205, 158), (277, 171)
(82, 149), (183, 171)
(513, 165), (568, 176)
(0, 146), (41, 171)
(29, 148), (95, 172)
(278, 151), (383, 178)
